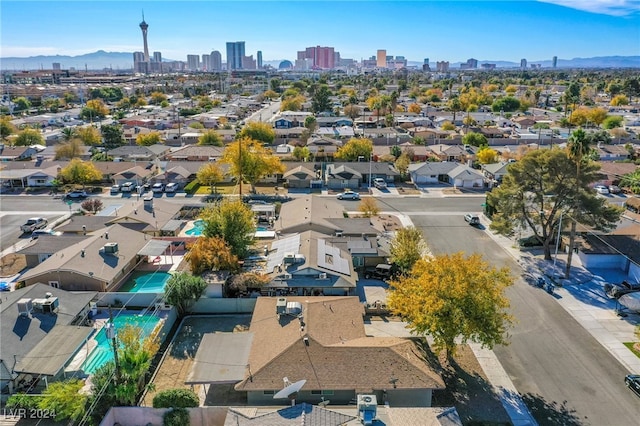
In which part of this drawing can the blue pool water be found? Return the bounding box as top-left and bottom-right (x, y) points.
(81, 313), (162, 374)
(119, 271), (172, 293)
(185, 219), (204, 236)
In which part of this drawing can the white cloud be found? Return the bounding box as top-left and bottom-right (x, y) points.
(539, 0), (640, 16)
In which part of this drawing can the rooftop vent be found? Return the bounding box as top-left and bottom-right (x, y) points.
(17, 298), (33, 317)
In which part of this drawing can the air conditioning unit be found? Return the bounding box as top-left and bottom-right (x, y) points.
(318, 273), (327, 279)
(103, 242), (119, 254)
(357, 394), (378, 426)
(155, 302), (171, 311)
(276, 297), (287, 315)
(282, 273), (292, 280)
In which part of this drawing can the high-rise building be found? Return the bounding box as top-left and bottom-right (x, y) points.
(211, 50), (222, 71)
(139, 13), (150, 63)
(257, 51), (263, 69)
(187, 55), (200, 71)
(436, 61), (449, 72)
(226, 41), (246, 70)
(153, 52), (162, 63)
(552, 56), (558, 68)
(376, 49), (386, 68)
(242, 55), (257, 70)
(202, 54), (211, 71)
(520, 58), (527, 69)
(52, 63), (61, 71)
(297, 46), (335, 69)
(133, 51), (147, 73)
(460, 58), (478, 69)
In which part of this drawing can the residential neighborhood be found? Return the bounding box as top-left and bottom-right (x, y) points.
(1, 60), (640, 426)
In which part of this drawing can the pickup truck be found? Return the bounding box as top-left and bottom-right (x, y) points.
(21, 217), (48, 234)
(364, 264), (394, 280)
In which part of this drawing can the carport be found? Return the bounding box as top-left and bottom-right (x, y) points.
(186, 332), (253, 392)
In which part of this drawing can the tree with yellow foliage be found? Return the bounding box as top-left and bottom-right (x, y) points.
(408, 103), (422, 114)
(476, 146), (499, 164)
(136, 131), (163, 146)
(610, 94), (629, 106)
(387, 252), (513, 357)
(80, 99), (109, 121)
(335, 137), (372, 161)
(358, 197), (380, 217)
(238, 122), (276, 145)
(59, 158), (102, 187)
(76, 126), (102, 145)
(389, 227), (427, 274)
(196, 163), (224, 193)
(221, 138), (285, 193)
(185, 236), (238, 275)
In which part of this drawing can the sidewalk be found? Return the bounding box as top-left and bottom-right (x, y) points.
(481, 216), (640, 375)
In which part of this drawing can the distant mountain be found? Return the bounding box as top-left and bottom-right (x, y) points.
(1, 51), (638, 71)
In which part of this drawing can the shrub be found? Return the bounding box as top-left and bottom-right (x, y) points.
(153, 388), (199, 408)
(183, 180), (200, 195)
(163, 407), (190, 426)
(6, 393), (43, 411)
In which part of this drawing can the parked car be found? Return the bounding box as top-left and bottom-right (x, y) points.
(337, 190), (360, 200)
(364, 264), (394, 280)
(120, 182), (135, 193)
(151, 183), (164, 193)
(110, 184), (121, 194)
(164, 183), (179, 193)
(65, 190), (88, 199)
(609, 185), (621, 194)
(21, 217), (48, 233)
(373, 178), (387, 189)
(464, 213), (480, 225)
(31, 229), (62, 240)
(594, 185), (609, 195)
(625, 374), (640, 397)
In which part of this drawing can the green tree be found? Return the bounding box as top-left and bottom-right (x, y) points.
(196, 163), (224, 193)
(237, 122), (276, 145)
(60, 127), (76, 142)
(292, 145), (311, 161)
(14, 128), (44, 146)
(136, 131), (163, 146)
(200, 199), (256, 258)
(390, 145), (402, 159)
(311, 84), (332, 113)
(164, 272), (207, 318)
(388, 252), (513, 357)
(462, 132), (488, 147)
(198, 130), (223, 146)
(491, 96), (521, 113)
(447, 97), (463, 123)
(488, 149), (622, 260)
(59, 158), (102, 187)
(152, 388), (199, 408)
(80, 99), (109, 121)
(38, 379), (87, 422)
(603, 115), (623, 129)
(304, 115), (318, 132)
(221, 138), (285, 193)
(0, 116), (17, 141)
(13, 96), (32, 112)
(389, 226), (427, 274)
(55, 139), (85, 160)
(101, 124), (125, 148)
(335, 137), (372, 161)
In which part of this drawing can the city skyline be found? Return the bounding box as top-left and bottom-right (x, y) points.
(1, 1), (639, 64)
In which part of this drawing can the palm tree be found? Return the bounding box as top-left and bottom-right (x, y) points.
(61, 127), (76, 142)
(564, 128), (591, 278)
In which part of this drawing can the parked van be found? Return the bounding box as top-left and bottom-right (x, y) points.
(164, 183), (178, 193)
(121, 182), (135, 192)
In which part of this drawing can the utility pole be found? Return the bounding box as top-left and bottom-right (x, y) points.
(107, 306), (121, 383)
(238, 138), (242, 196)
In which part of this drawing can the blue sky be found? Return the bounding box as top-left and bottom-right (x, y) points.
(1, 1), (639, 63)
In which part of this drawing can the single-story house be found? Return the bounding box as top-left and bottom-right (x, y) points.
(0, 284), (96, 395)
(234, 296), (445, 405)
(325, 164), (362, 189)
(0, 145), (37, 161)
(409, 162), (484, 188)
(165, 145), (225, 162)
(107, 144), (170, 161)
(274, 195), (346, 236)
(578, 233), (640, 282)
(481, 162), (512, 183)
(282, 165), (318, 189)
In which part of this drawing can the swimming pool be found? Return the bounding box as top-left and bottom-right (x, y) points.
(185, 219), (204, 236)
(185, 219), (266, 236)
(118, 271), (172, 293)
(81, 313), (162, 374)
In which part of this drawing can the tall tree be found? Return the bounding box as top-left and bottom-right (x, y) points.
(164, 272), (207, 318)
(488, 149), (622, 260)
(0, 117), (17, 141)
(76, 126), (102, 145)
(388, 252), (513, 357)
(221, 137), (285, 193)
(311, 84), (332, 113)
(389, 226), (427, 274)
(200, 199), (256, 258)
(60, 127), (76, 142)
(59, 158), (102, 187)
(101, 124), (125, 149)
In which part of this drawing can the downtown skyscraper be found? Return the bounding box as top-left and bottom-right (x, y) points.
(226, 41), (245, 70)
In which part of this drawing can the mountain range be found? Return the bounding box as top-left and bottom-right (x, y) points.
(1, 50), (638, 71)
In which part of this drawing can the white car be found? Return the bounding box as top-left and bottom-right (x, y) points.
(594, 185), (609, 195)
(164, 183), (178, 193)
(373, 178), (387, 189)
(337, 191), (360, 200)
(151, 183), (164, 193)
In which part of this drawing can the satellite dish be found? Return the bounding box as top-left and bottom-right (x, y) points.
(318, 397), (330, 407)
(273, 378), (307, 399)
